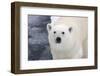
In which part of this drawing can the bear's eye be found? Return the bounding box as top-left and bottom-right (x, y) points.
(54, 31), (56, 34)
(69, 27), (72, 32)
(62, 32), (65, 34)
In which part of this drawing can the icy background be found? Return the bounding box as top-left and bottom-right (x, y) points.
(28, 15), (53, 60)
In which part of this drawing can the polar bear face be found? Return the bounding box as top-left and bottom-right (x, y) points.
(47, 23), (77, 51)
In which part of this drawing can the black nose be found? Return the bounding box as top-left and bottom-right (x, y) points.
(56, 37), (61, 43)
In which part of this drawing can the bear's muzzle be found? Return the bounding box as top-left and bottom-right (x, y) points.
(56, 37), (61, 43)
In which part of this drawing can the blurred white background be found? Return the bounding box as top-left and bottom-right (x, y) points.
(0, 0), (100, 76)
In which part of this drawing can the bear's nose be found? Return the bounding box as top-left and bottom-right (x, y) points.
(56, 37), (61, 43)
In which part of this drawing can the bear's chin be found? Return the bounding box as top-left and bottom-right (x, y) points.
(52, 41), (74, 51)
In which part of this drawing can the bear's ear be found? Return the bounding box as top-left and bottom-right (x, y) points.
(69, 27), (72, 33)
(47, 23), (52, 31)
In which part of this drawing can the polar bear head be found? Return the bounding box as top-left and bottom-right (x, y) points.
(47, 24), (73, 44)
(47, 23), (80, 52)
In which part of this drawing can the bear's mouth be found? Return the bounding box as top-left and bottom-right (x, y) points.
(56, 37), (61, 43)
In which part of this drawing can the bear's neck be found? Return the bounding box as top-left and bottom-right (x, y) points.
(51, 42), (82, 59)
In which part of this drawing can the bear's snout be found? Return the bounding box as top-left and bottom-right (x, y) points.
(56, 37), (61, 43)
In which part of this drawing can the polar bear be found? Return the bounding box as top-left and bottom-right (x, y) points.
(47, 16), (88, 59)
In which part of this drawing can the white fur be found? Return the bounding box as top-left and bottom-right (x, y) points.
(47, 16), (88, 59)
